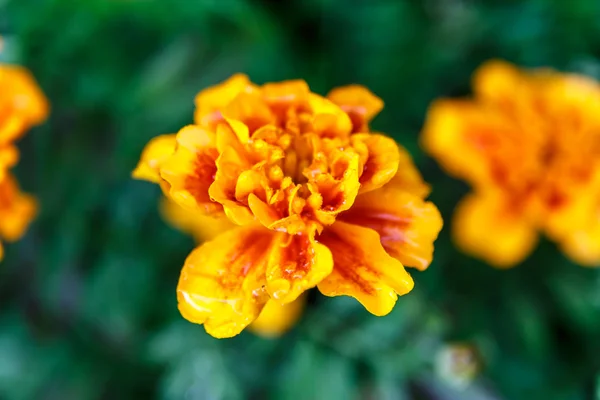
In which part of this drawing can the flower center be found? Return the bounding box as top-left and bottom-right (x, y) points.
(242, 124), (358, 230)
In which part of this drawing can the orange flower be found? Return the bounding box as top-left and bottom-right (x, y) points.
(0, 173), (37, 261)
(422, 60), (600, 267)
(0, 64), (47, 261)
(0, 64), (49, 145)
(134, 75), (442, 338)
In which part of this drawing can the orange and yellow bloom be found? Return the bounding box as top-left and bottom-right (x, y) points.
(422, 60), (600, 268)
(0, 64), (47, 260)
(134, 74), (442, 338)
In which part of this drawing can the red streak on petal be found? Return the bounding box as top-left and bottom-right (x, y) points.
(184, 149), (219, 205)
(322, 231), (377, 295)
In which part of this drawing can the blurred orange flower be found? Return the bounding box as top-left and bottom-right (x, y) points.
(0, 64), (47, 261)
(134, 75), (442, 338)
(422, 60), (600, 268)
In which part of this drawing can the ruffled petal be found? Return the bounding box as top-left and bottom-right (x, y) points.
(453, 192), (538, 268)
(0, 173), (37, 241)
(132, 134), (176, 184)
(265, 232), (333, 304)
(339, 186), (442, 270)
(222, 92), (274, 134)
(210, 121), (274, 226)
(177, 226), (274, 338)
(159, 197), (235, 243)
(327, 85), (384, 133)
(247, 190), (277, 219)
(351, 133), (400, 193)
(249, 294), (307, 338)
(208, 146), (256, 225)
(308, 93), (353, 138)
(261, 80), (310, 120)
(193, 74), (256, 130)
(317, 221), (414, 316)
(309, 149), (361, 224)
(160, 125), (222, 214)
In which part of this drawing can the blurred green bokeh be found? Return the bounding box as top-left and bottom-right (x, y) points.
(1, 0), (600, 399)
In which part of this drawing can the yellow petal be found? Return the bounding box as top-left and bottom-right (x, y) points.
(132, 134), (176, 183)
(339, 186), (443, 271)
(351, 133), (400, 194)
(317, 221), (414, 316)
(249, 294), (306, 338)
(208, 146), (255, 225)
(453, 192), (538, 268)
(266, 232), (333, 304)
(214, 122), (250, 172)
(222, 117), (250, 147)
(261, 80), (310, 111)
(193, 73), (256, 130)
(177, 226), (274, 338)
(159, 197), (235, 243)
(327, 85), (384, 133)
(308, 148), (361, 221)
(253, 194), (314, 236)
(248, 193), (280, 228)
(308, 93), (352, 138)
(160, 125), (222, 214)
(222, 92), (274, 134)
(235, 170), (269, 203)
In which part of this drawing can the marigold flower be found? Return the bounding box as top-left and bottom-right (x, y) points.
(422, 60), (600, 267)
(134, 75), (442, 338)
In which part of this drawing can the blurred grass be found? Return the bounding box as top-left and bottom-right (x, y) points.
(1, 0), (600, 399)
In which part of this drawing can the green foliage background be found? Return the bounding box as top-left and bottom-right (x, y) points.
(1, 0), (600, 399)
